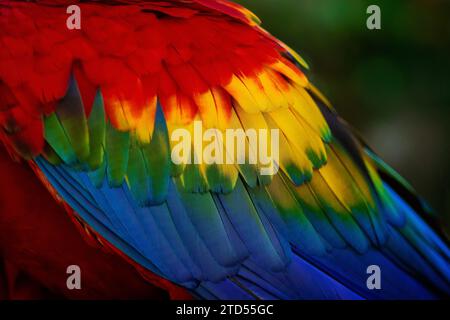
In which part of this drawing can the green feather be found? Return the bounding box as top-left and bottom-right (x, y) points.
(105, 122), (130, 187)
(204, 164), (223, 193)
(140, 103), (170, 204)
(86, 90), (106, 170)
(181, 163), (208, 193)
(236, 163), (258, 188)
(170, 161), (185, 177)
(42, 143), (63, 166)
(44, 113), (77, 165)
(127, 140), (150, 206)
(55, 75), (90, 163)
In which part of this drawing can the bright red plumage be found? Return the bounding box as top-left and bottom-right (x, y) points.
(0, 0), (289, 157)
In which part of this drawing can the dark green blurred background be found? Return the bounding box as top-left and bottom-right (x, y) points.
(235, 0), (450, 232)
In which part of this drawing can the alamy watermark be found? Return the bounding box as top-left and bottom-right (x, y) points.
(367, 5), (381, 30)
(66, 4), (382, 31)
(171, 121), (280, 176)
(66, 5), (81, 30)
(66, 265), (81, 290)
(366, 265), (382, 290)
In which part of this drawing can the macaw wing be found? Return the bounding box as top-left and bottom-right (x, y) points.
(1, 0), (449, 299)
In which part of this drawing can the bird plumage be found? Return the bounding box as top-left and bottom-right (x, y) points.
(0, 0), (449, 299)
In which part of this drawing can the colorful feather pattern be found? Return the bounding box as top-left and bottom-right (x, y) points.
(0, 0), (449, 299)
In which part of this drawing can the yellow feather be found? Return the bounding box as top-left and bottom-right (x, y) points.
(135, 97), (157, 144)
(256, 70), (289, 111)
(263, 112), (313, 184)
(266, 107), (326, 168)
(193, 89), (218, 128)
(223, 75), (260, 114)
(330, 143), (375, 208)
(270, 59), (308, 87)
(289, 84), (331, 141)
(318, 146), (371, 212)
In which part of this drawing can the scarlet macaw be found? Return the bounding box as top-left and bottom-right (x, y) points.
(0, 0), (449, 300)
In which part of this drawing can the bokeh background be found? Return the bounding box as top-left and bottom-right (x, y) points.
(235, 0), (450, 232)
